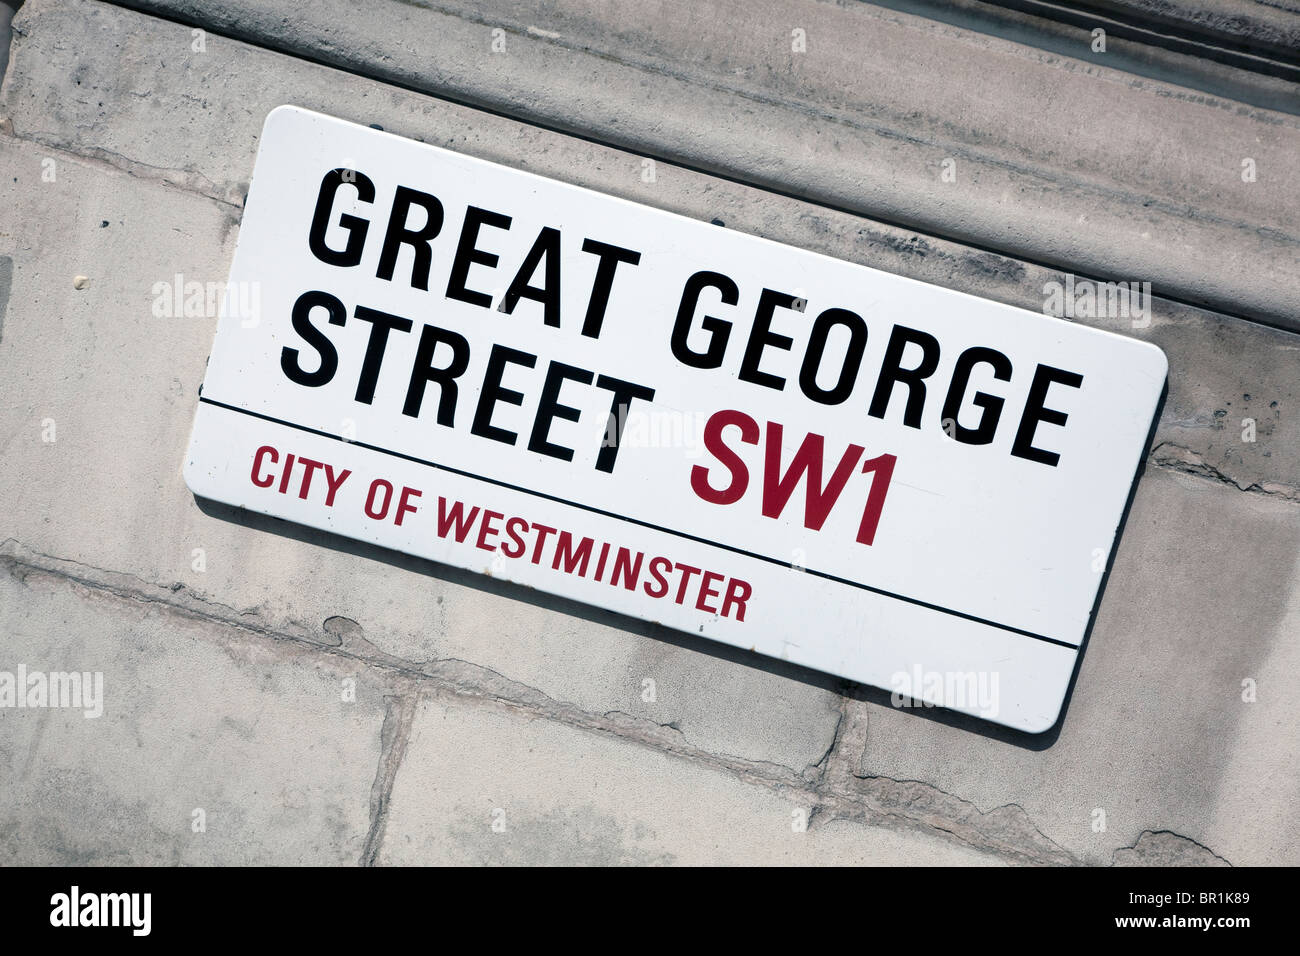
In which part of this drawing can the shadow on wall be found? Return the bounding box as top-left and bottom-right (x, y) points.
(0, 255), (13, 346)
(0, 2), (23, 88)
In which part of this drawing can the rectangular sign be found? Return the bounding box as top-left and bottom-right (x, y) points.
(185, 106), (1166, 732)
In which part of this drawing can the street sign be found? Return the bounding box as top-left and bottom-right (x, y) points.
(185, 105), (1167, 732)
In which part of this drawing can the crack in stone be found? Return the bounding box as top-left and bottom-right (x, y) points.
(0, 119), (243, 210)
(832, 772), (1077, 866)
(359, 691), (418, 866)
(1150, 441), (1299, 501)
(1111, 829), (1234, 866)
(806, 692), (848, 783)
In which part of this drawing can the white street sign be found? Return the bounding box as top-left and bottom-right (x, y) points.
(185, 106), (1167, 732)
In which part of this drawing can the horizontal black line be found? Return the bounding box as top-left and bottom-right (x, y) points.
(198, 395), (1078, 650)
(981, 0), (1300, 76)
